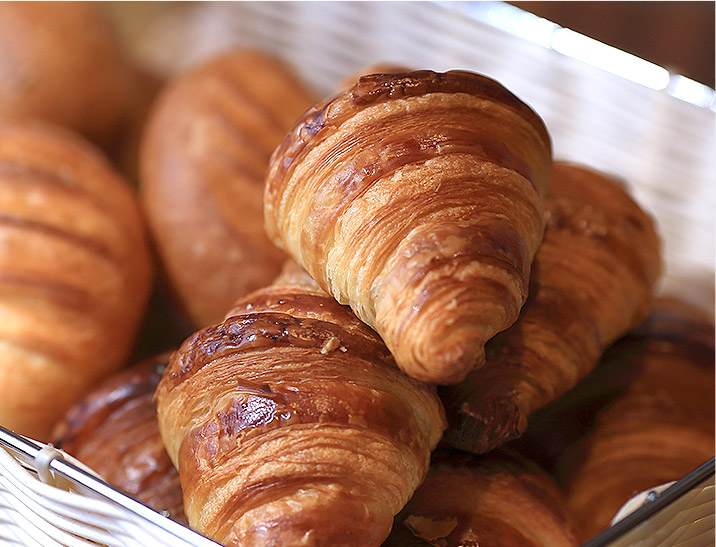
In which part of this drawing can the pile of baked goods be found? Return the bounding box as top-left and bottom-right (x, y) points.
(1, 4), (712, 546)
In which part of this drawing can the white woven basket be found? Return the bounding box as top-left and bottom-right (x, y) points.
(1, 2), (714, 546)
(0, 427), (218, 547)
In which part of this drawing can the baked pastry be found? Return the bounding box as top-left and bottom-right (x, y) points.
(52, 353), (185, 525)
(384, 449), (580, 547)
(0, 121), (152, 440)
(155, 260), (446, 546)
(265, 70), (552, 384)
(440, 162), (661, 453)
(549, 298), (715, 540)
(141, 49), (316, 327)
(0, 2), (133, 149)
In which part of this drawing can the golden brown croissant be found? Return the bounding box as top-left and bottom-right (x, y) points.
(440, 162), (661, 453)
(264, 69), (552, 384)
(549, 298), (715, 540)
(155, 261), (446, 546)
(384, 449), (580, 547)
(0, 121), (152, 440)
(0, 2), (133, 149)
(52, 353), (185, 525)
(141, 50), (316, 327)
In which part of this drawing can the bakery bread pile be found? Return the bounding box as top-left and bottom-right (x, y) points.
(0, 5), (712, 546)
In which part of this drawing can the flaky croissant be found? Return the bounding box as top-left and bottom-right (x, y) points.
(156, 261), (446, 546)
(384, 449), (580, 547)
(548, 298), (715, 540)
(264, 70), (552, 384)
(440, 162), (661, 453)
(0, 121), (152, 440)
(52, 352), (185, 525)
(141, 50), (316, 327)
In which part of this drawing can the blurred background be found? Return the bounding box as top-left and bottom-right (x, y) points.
(509, 1), (715, 88)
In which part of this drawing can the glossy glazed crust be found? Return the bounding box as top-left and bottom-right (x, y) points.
(52, 353), (185, 525)
(141, 50), (316, 327)
(156, 263), (446, 546)
(337, 64), (413, 91)
(0, 2), (132, 148)
(384, 449), (580, 547)
(440, 162), (661, 453)
(0, 122), (152, 440)
(264, 70), (552, 384)
(553, 299), (715, 540)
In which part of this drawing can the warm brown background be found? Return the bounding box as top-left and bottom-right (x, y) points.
(510, 1), (715, 88)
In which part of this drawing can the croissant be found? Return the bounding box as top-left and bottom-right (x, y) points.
(264, 70), (551, 384)
(0, 121), (152, 440)
(549, 298), (715, 540)
(141, 49), (316, 327)
(52, 353), (185, 525)
(384, 449), (580, 547)
(0, 2), (133, 149)
(155, 260), (446, 546)
(440, 162), (661, 453)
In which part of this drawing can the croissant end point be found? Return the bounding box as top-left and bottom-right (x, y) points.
(413, 338), (486, 385)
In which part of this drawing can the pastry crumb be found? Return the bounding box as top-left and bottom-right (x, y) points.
(320, 336), (341, 354)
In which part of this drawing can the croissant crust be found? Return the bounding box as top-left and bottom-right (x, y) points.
(554, 299), (715, 540)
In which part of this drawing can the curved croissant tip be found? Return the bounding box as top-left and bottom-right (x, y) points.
(409, 338), (486, 385)
(441, 395), (527, 454)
